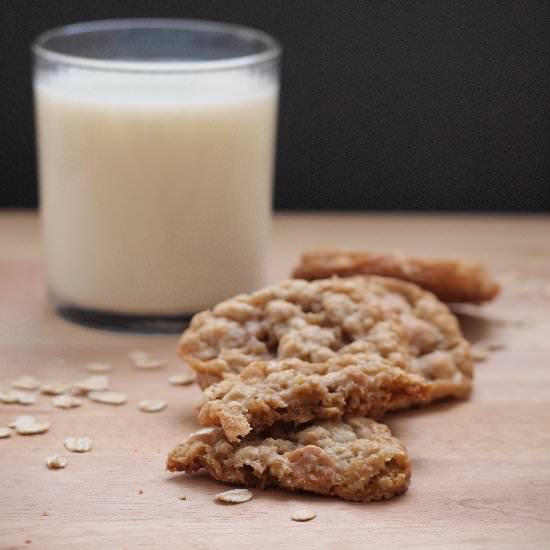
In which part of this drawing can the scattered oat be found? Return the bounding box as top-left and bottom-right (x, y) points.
(133, 357), (166, 370)
(52, 395), (82, 409)
(0, 389), (19, 404)
(25, 539), (32, 545)
(73, 376), (110, 394)
(169, 373), (196, 386)
(129, 351), (150, 362)
(0, 427), (12, 439)
(15, 392), (37, 406)
(291, 509), (316, 522)
(86, 362), (113, 373)
(189, 427), (217, 437)
(46, 454), (68, 470)
(486, 342), (506, 352)
(214, 488), (253, 504)
(138, 489), (143, 495)
(41, 511), (48, 517)
(41, 382), (72, 396)
(12, 376), (40, 391)
(13, 416), (50, 435)
(64, 437), (92, 453)
(178, 495), (187, 501)
(471, 345), (490, 362)
(138, 399), (167, 413)
(491, 317), (532, 328)
(88, 390), (127, 405)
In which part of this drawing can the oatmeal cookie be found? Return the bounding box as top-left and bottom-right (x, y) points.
(197, 354), (433, 442)
(167, 417), (411, 502)
(179, 277), (473, 401)
(292, 248), (500, 303)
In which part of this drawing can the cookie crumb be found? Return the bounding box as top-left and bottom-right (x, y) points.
(178, 496), (187, 500)
(138, 489), (143, 495)
(46, 454), (68, 469)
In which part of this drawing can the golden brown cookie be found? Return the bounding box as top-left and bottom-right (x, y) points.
(292, 248), (500, 303)
(179, 276), (473, 401)
(167, 417), (411, 502)
(197, 354), (433, 442)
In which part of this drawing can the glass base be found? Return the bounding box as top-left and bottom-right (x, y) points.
(54, 301), (194, 334)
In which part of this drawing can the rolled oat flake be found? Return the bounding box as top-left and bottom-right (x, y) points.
(214, 488), (253, 504)
(291, 509), (316, 522)
(64, 437), (92, 453)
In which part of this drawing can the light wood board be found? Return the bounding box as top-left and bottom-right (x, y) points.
(1, 211), (549, 549)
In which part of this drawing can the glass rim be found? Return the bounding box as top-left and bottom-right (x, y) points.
(32, 18), (282, 73)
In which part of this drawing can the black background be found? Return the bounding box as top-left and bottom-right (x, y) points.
(1, 0), (549, 211)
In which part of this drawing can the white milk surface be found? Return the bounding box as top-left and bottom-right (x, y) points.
(36, 71), (278, 314)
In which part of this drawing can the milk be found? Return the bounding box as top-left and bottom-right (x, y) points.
(35, 70), (278, 315)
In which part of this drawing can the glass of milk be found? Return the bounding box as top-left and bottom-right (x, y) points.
(32, 19), (280, 332)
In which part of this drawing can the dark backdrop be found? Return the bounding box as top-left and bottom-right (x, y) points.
(1, 0), (549, 211)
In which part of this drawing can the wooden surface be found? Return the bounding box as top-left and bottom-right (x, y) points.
(1, 210), (550, 549)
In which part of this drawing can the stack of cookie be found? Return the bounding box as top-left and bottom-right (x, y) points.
(167, 249), (499, 502)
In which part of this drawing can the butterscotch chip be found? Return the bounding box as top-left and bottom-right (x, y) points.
(291, 509), (316, 522)
(88, 391), (127, 405)
(52, 395), (82, 409)
(169, 373), (196, 386)
(214, 488), (253, 504)
(64, 437), (92, 453)
(46, 454), (68, 469)
(85, 362), (112, 373)
(292, 248), (500, 303)
(41, 382), (72, 396)
(12, 376), (40, 391)
(138, 399), (167, 413)
(13, 416), (50, 435)
(0, 427), (12, 439)
(179, 277), (472, 404)
(198, 354), (432, 442)
(167, 417), (410, 502)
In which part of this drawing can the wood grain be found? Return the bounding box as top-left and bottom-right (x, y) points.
(1, 211), (549, 549)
